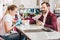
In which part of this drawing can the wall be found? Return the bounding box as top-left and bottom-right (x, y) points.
(49, 0), (57, 13)
(13, 0), (20, 7)
(13, 0), (38, 8)
(0, 0), (4, 20)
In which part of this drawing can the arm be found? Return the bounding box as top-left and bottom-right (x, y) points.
(44, 15), (57, 31)
(4, 22), (14, 33)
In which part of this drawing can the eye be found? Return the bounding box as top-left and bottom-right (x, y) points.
(15, 11), (18, 13)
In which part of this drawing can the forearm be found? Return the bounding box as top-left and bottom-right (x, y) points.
(6, 27), (13, 33)
(44, 24), (57, 31)
(44, 24), (53, 29)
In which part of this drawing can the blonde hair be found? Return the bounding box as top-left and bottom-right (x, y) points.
(1, 5), (17, 21)
(5, 5), (17, 14)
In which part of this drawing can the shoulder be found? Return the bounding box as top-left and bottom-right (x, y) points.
(4, 14), (10, 17)
(4, 14), (12, 19)
(48, 11), (56, 17)
(3, 14), (12, 22)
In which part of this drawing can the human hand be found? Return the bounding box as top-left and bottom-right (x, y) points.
(12, 19), (17, 24)
(36, 21), (43, 26)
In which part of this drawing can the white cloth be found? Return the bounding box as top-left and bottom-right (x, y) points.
(43, 11), (48, 26)
(3, 14), (13, 27)
(0, 14), (13, 35)
(3, 14), (17, 34)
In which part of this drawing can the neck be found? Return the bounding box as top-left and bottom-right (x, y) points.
(42, 13), (46, 16)
(42, 10), (49, 16)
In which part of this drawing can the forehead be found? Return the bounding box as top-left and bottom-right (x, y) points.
(14, 8), (18, 11)
(42, 3), (47, 7)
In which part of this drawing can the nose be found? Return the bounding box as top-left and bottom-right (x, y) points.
(41, 8), (44, 11)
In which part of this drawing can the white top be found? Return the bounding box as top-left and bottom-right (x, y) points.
(3, 14), (13, 27)
(0, 14), (13, 35)
(43, 11), (48, 26)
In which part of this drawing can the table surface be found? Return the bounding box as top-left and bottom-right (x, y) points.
(25, 32), (60, 40)
(16, 24), (44, 31)
(16, 24), (60, 40)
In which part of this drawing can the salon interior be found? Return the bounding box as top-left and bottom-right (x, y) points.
(0, 0), (60, 40)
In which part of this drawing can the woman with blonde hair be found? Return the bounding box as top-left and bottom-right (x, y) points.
(0, 5), (20, 40)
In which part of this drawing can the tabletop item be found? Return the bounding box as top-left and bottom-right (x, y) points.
(16, 19), (22, 26)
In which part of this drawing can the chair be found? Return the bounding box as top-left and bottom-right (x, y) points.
(0, 35), (4, 40)
(57, 17), (60, 32)
(0, 37), (4, 40)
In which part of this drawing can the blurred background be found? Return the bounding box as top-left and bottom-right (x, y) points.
(0, 0), (60, 18)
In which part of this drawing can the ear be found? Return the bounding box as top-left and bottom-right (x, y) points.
(48, 6), (50, 10)
(10, 10), (13, 12)
(9, 10), (11, 12)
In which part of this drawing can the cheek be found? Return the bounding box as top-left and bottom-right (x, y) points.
(42, 8), (45, 11)
(12, 12), (16, 15)
(14, 12), (16, 15)
(45, 7), (48, 10)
